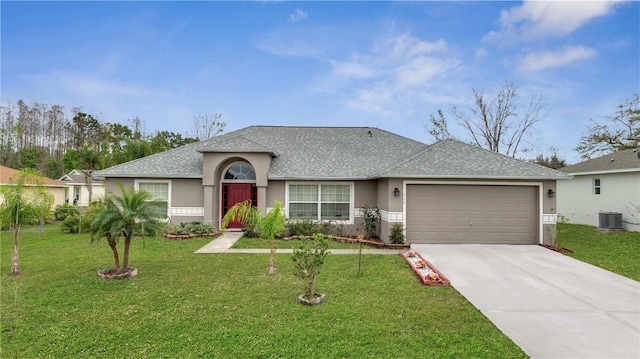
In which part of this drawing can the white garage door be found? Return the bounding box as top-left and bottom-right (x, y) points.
(406, 185), (538, 244)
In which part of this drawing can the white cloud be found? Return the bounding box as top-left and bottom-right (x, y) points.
(327, 33), (458, 115)
(388, 35), (447, 59)
(474, 48), (487, 60)
(62, 74), (144, 97)
(516, 45), (597, 72)
(487, 0), (623, 42)
(290, 8), (308, 22)
(330, 60), (375, 79)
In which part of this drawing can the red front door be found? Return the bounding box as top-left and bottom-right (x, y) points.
(222, 183), (256, 229)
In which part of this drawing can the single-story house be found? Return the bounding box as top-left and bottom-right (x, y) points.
(95, 126), (570, 244)
(0, 165), (67, 207)
(558, 148), (640, 232)
(58, 169), (105, 206)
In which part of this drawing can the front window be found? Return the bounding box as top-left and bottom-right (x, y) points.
(224, 162), (256, 180)
(136, 181), (169, 218)
(288, 183), (352, 221)
(594, 178), (601, 195)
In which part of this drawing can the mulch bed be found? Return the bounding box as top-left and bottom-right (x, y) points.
(284, 234), (410, 249)
(400, 250), (450, 286)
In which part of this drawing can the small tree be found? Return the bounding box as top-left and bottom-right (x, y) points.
(359, 205), (381, 239)
(221, 200), (285, 276)
(88, 184), (163, 275)
(0, 168), (54, 275)
(77, 146), (101, 204)
(292, 234), (329, 301)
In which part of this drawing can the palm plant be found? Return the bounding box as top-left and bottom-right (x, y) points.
(221, 200), (285, 276)
(78, 146), (101, 204)
(88, 183), (163, 275)
(0, 168), (54, 275)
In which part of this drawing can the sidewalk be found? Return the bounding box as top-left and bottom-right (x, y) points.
(194, 231), (400, 255)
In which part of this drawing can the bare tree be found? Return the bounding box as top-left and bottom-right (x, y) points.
(575, 94), (639, 159)
(426, 82), (546, 157)
(190, 113), (225, 141)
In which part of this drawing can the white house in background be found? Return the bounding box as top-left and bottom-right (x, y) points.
(58, 169), (105, 206)
(558, 148), (640, 232)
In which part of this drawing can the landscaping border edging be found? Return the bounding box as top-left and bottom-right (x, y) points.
(284, 235), (410, 249)
(164, 232), (221, 240)
(400, 251), (450, 286)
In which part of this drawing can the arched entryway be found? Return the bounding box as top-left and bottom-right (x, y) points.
(221, 161), (257, 228)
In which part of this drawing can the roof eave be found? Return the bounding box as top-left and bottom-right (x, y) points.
(562, 168), (640, 176)
(198, 149), (278, 157)
(98, 174), (203, 179)
(381, 174), (573, 180)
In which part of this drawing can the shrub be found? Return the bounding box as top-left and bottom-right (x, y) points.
(292, 233), (330, 299)
(54, 203), (79, 221)
(285, 218), (320, 237)
(163, 221), (218, 235)
(389, 223), (405, 244)
(61, 214), (80, 233)
(242, 223), (261, 238)
(359, 205), (381, 239)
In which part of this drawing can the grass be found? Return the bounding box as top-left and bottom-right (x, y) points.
(557, 223), (640, 281)
(232, 235), (368, 250)
(1, 223), (526, 358)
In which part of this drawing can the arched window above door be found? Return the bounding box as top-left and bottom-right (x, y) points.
(224, 162), (256, 180)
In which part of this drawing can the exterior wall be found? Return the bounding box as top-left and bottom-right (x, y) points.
(105, 178), (135, 193)
(171, 178), (205, 222)
(64, 183), (105, 206)
(201, 152), (272, 226)
(49, 187), (66, 207)
(557, 172), (640, 232)
(265, 180), (285, 207)
(374, 178), (404, 242)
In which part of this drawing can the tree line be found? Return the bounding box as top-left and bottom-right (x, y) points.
(0, 100), (224, 179)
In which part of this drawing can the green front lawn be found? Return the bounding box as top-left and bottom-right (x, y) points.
(1, 224), (526, 358)
(557, 223), (640, 281)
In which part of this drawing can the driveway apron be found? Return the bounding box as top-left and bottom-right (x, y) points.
(413, 244), (640, 359)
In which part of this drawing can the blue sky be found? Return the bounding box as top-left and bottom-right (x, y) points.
(2, 1), (638, 164)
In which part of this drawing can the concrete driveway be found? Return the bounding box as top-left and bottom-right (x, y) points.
(413, 244), (640, 359)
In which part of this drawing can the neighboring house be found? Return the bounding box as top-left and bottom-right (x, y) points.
(558, 148), (640, 232)
(0, 165), (67, 207)
(58, 169), (105, 206)
(95, 126), (570, 244)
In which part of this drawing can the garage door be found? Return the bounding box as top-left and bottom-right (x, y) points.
(406, 185), (538, 244)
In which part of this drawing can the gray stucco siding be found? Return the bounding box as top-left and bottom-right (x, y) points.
(171, 179), (204, 207)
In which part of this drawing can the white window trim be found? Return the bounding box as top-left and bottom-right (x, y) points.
(593, 178), (601, 195)
(285, 181), (354, 224)
(134, 179), (172, 220)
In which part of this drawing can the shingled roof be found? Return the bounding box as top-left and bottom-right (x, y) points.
(96, 126), (570, 180)
(0, 165), (66, 187)
(559, 148), (640, 174)
(383, 139), (570, 179)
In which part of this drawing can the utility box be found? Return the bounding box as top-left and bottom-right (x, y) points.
(598, 212), (623, 230)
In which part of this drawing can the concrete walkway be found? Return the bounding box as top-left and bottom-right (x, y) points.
(413, 244), (640, 359)
(194, 231), (399, 254)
